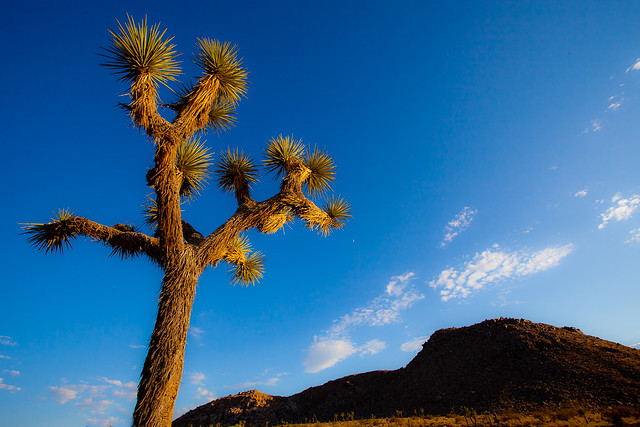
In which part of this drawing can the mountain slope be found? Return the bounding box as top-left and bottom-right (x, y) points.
(173, 318), (640, 426)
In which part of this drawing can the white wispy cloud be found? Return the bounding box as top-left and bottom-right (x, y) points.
(129, 344), (145, 349)
(87, 416), (122, 427)
(49, 377), (138, 424)
(196, 387), (215, 402)
(189, 327), (204, 340)
(599, 193), (640, 229)
(441, 207), (477, 247)
(3, 370), (20, 376)
(303, 339), (356, 373)
(429, 244), (574, 301)
(327, 273), (424, 337)
(574, 189), (588, 198)
(400, 335), (430, 353)
(190, 372), (206, 385)
(359, 339), (386, 356)
(608, 101), (623, 110)
(0, 377), (21, 392)
(110, 381), (136, 401)
(101, 378), (122, 387)
(303, 274), (420, 373)
(625, 228), (640, 244)
(74, 398), (114, 414)
(626, 58), (640, 72)
(0, 336), (16, 346)
(584, 119), (602, 133)
(230, 374), (285, 389)
(49, 385), (85, 404)
(0, 355), (9, 360)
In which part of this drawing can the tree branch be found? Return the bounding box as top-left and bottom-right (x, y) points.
(23, 215), (163, 265)
(173, 76), (220, 137)
(128, 74), (174, 140)
(195, 159), (338, 269)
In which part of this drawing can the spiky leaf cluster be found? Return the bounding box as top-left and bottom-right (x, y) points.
(303, 146), (336, 197)
(214, 148), (259, 193)
(258, 208), (294, 234)
(263, 135), (305, 178)
(101, 15), (180, 88)
(323, 196), (351, 229)
(208, 100), (237, 133)
(230, 252), (265, 286)
(22, 209), (76, 253)
(224, 235), (252, 264)
(224, 235), (265, 285)
(176, 137), (213, 198)
(142, 196), (160, 230)
(195, 39), (248, 105)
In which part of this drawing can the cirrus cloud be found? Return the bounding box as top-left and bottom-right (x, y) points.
(441, 207), (477, 247)
(599, 193), (640, 229)
(0, 377), (21, 392)
(429, 244), (574, 301)
(626, 58), (640, 72)
(626, 228), (640, 244)
(0, 336), (16, 346)
(303, 274), (422, 373)
(327, 273), (424, 337)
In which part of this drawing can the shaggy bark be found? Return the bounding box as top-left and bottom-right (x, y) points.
(133, 248), (201, 426)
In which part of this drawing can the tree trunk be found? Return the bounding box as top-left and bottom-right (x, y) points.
(133, 251), (200, 427)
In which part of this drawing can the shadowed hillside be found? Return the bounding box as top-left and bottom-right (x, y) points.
(173, 318), (640, 427)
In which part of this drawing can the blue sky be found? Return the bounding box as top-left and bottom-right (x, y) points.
(2, 1), (640, 425)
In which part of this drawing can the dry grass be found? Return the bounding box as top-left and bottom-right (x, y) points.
(240, 406), (640, 427)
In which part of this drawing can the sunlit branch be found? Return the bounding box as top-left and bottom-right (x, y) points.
(23, 215), (162, 264)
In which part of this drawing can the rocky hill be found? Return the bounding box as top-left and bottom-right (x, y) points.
(173, 318), (640, 426)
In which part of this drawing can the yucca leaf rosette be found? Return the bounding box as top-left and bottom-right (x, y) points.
(214, 148), (259, 193)
(263, 135), (305, 178)
(176, 137), (213, 199)
(22, 209), (76, 253)
(101, 15), (181, 88)
(224, 235), (265, 285)
(303, 146), (336, 197)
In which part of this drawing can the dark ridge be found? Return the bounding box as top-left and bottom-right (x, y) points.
(173, 318), (640, 426)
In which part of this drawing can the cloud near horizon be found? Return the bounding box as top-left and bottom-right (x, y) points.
(196, 387), (215, 402)
(228, 371), (288, 389)
(400, 335), (430, 353)
(303, 273), (422, 373)
(429, 244), (574, 301)
(48, 377), (136, 425)
(441, 207), (477, 247)
(303, 338), (387, 373)
(599, 193), (640, 229)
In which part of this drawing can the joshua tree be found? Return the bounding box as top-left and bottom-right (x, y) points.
(23, 16), (349, 427)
